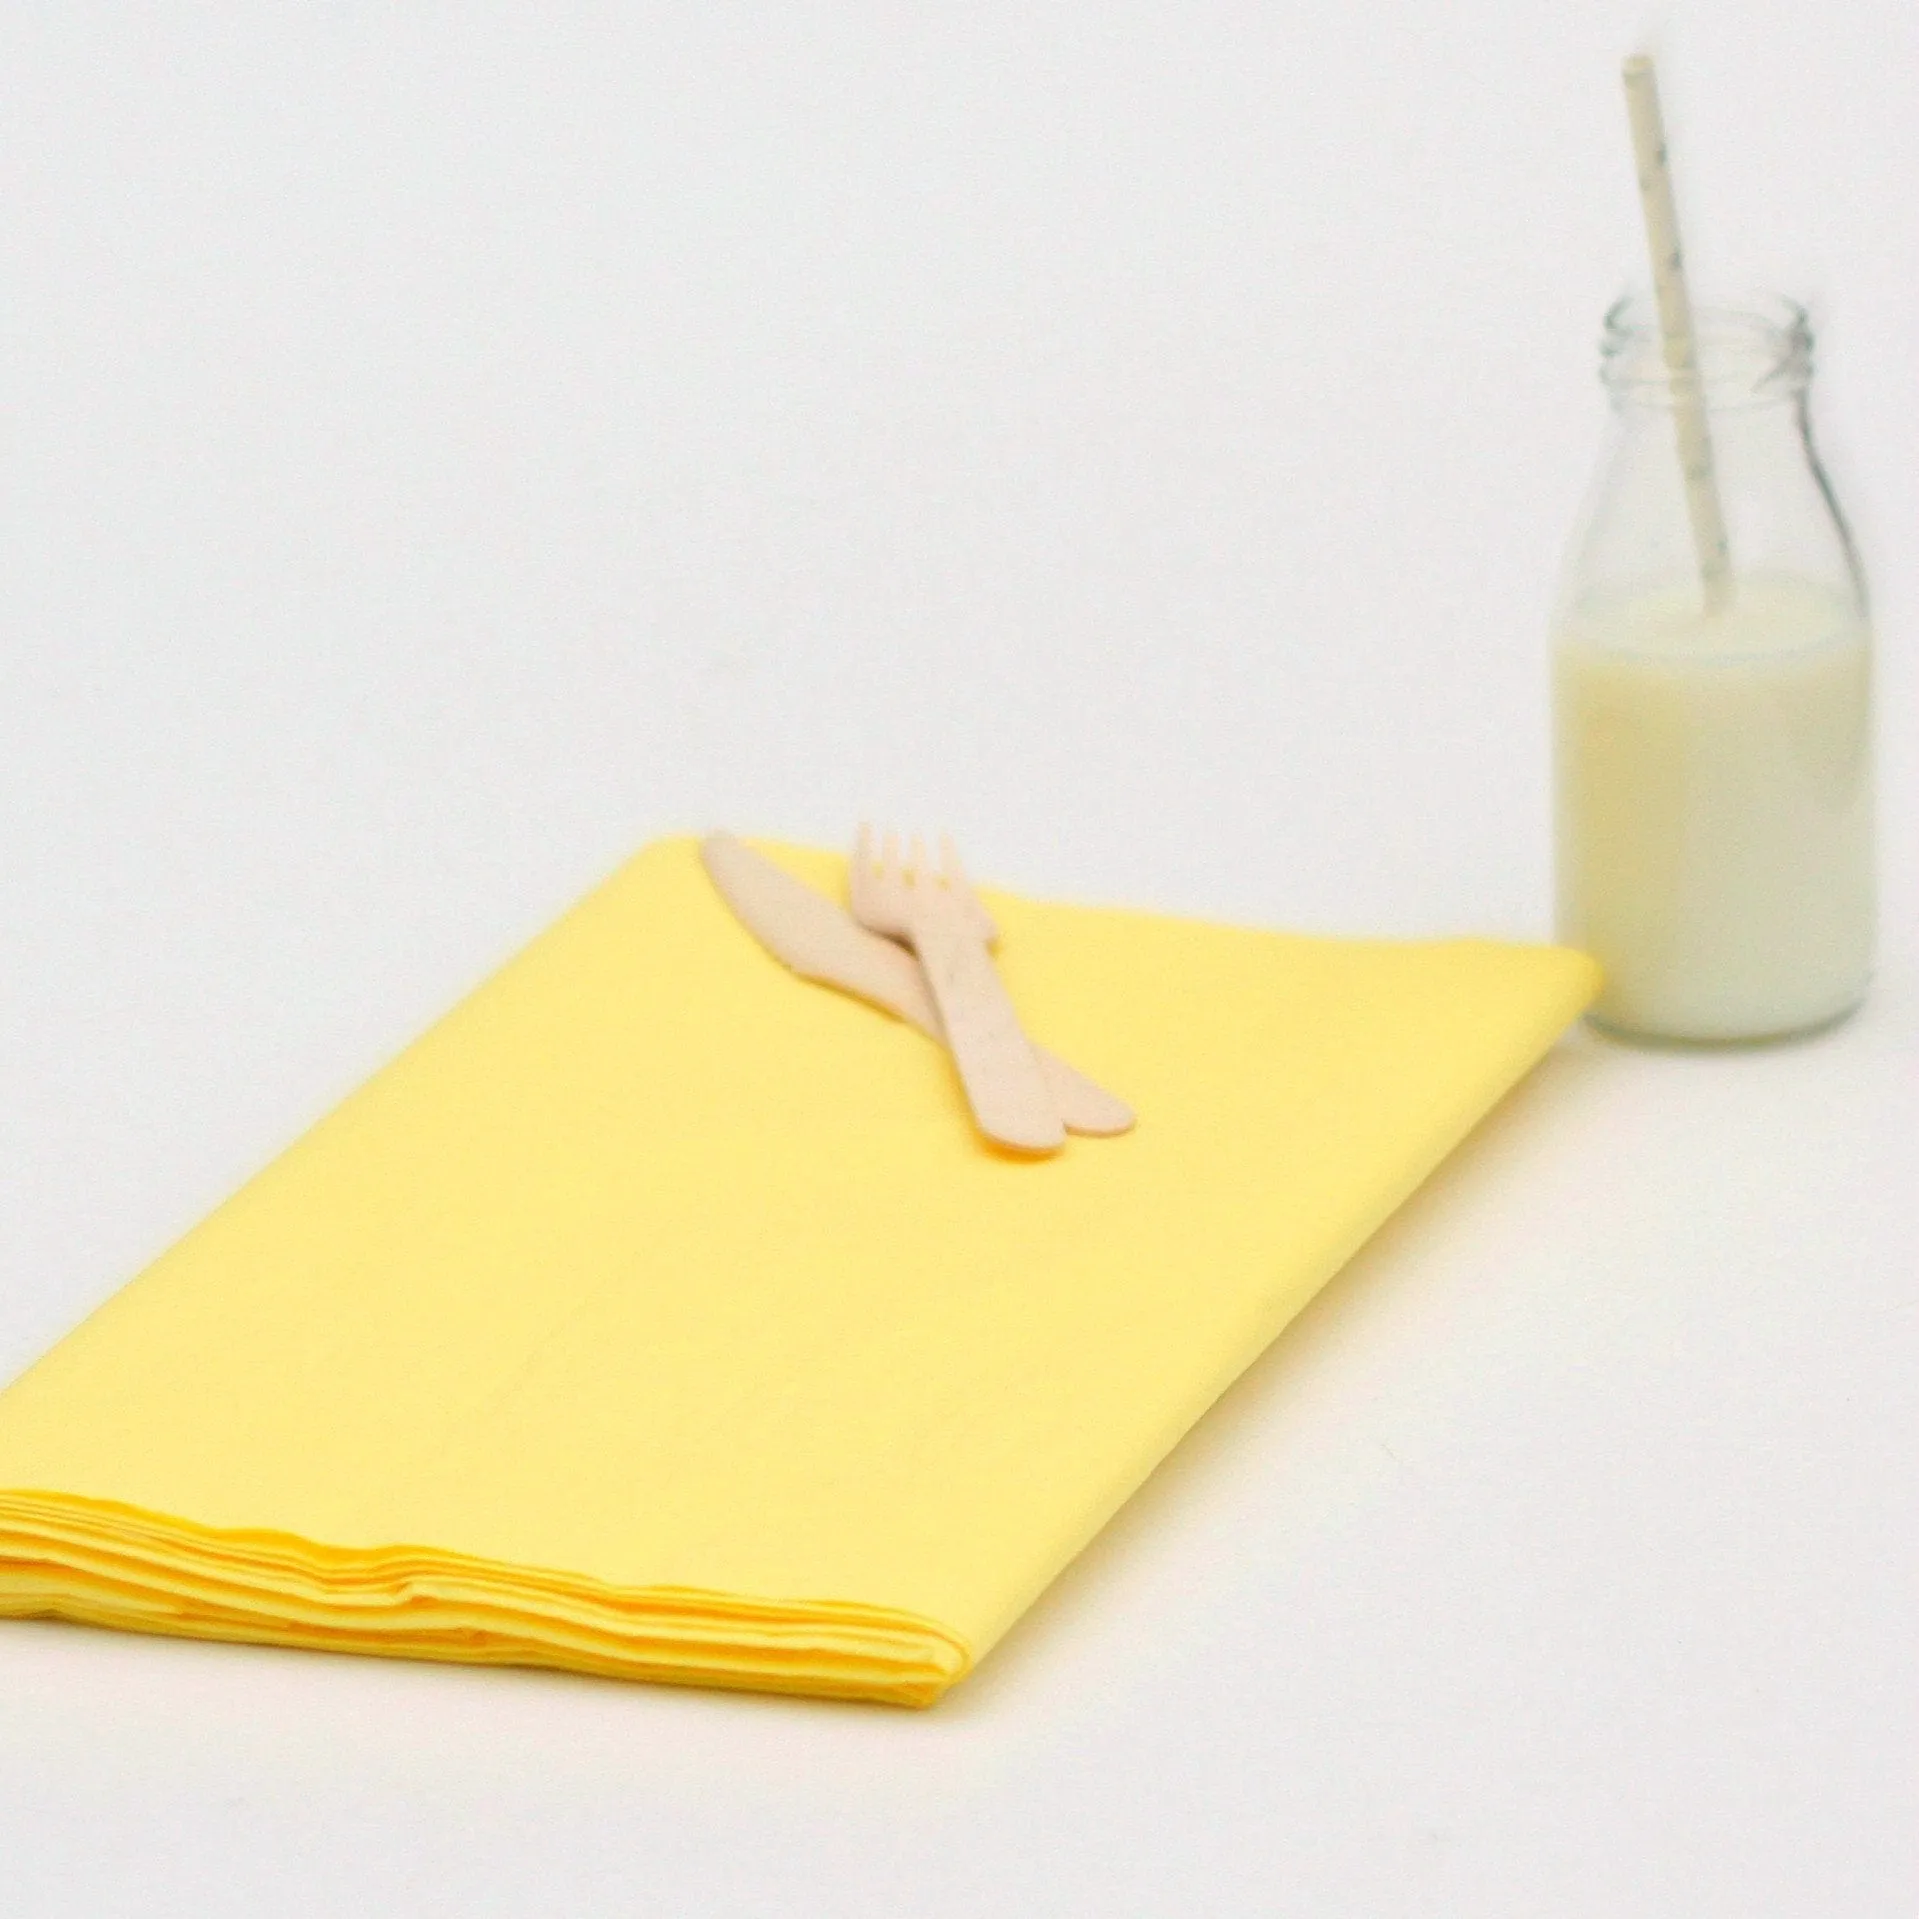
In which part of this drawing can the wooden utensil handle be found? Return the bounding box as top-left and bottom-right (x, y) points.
(911, 912), (1065, 1154)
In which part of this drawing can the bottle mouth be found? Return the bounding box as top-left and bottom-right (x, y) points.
(1601, 293), (1811, 409)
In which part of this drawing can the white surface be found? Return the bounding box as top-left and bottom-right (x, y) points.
(2, 3), (1914, 1912)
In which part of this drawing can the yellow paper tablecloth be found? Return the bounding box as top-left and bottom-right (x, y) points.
(0, 839), (1598, 1705)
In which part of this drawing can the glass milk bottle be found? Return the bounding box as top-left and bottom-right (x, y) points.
(1552, 295), (1875, 1041)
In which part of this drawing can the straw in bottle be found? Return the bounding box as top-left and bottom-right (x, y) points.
(1621, 53), (1733, 613)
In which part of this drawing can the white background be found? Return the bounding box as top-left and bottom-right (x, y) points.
(3, 3), (1914, 1913)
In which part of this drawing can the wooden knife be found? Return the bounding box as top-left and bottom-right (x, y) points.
(699, 833), (1133, 1138)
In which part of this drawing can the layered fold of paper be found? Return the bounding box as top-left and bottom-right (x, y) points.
(0, 1492), (966, 1704)
(0, 839), (1598, 1705)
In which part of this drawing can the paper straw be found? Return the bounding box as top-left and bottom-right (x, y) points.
(1622, 54), (1732, 612)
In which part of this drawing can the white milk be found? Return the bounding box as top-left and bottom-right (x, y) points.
(1554, 574), (1874, 1040)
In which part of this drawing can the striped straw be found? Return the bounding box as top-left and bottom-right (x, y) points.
(1622, 54), (1732, 613)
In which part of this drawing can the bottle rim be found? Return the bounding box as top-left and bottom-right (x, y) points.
(1601, 293), (1812, 410)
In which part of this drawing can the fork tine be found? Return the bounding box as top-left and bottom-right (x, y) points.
(882, 829), (901, 882)
(938, 833), (977, 911)
(938, 833), (997, 941)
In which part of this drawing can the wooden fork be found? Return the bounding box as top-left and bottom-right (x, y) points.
(848, 828), (1065, 1155)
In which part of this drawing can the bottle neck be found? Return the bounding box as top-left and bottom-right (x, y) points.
(1601, 294), (1811, 417)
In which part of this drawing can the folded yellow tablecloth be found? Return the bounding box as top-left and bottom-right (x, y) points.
(0, 839), (1598, 1705)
